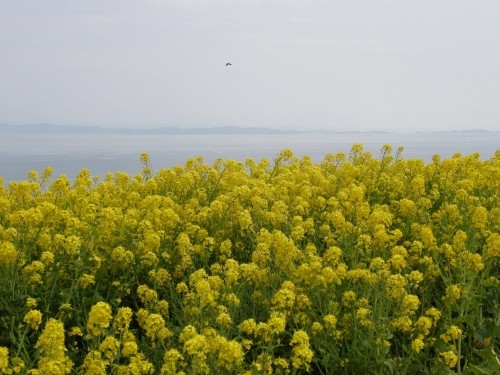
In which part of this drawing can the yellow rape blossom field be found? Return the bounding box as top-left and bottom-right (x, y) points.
(0, 145), (499, 374)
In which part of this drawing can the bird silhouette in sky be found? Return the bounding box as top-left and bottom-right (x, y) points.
(226, 63), (232, 66)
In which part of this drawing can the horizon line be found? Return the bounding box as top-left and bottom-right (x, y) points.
(0, 123), (498, 135)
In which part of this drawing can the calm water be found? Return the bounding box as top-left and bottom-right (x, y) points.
(1, 132), (499, 183)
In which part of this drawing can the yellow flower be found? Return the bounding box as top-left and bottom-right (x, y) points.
(323, 246), (343, 267)
(40, 251), (54, 264)
(342, 290), (356, 306)
(440, 325), (462, 343)
(472, 206), (487, 229)
(26, 297), (37, 308)
(323, 314), (337, 330)
(223, 292), (240, 307)
(140, 152), (150, 164)
(112, 307), (133, 333)
(137, 284), (158, 304)
(389, 254), (407, 272)
(35, 319), (73, 374)
(216, 311), (232, 327)
(0, 241), (18, 265)
(392, 316), (413, 332)
(484, 233), (500, 259)
(150, 268), (171, 286)
(87, 302), (112, 337)
(179, 325), (197, 343)
(461, 252), (484, 272)
(23, 309), (42, 330)
(420, 226), (437, 249)
(415, 316), (433, 336)
(10, 356), (25, 374)
(425, 307), (441, 326)
(138, 309), (172, 341)
(290, 330), (313, 370)
(176, 282), (189, 294)
(219, 239), (232, 259)
(267, 312), (287, 335)
(99, 336), (120, 360)
(406, 270), (424, 288)
(355, 308), (372, 328)
(442, 285), (461, 307)
(184, 334), (209, 357)
(144, 314), (172, 340)
(252, 353), (273, 374)
(452, 230), (467, 252)
(401, 294), (420, 315)
(57, 303), (73, 320)
(398, 198), (417, 217)
(35, 319), (66, 356)
(78, 274), (95, 288)
(241, 339), (253, 351)
(255, 322), (272, 342)
(213, 337), (244, 370)
(69, 327), (83, 337)
(239, 319), (257, 335)
(369, 257), (386, 271)
(386, 274), (406, 299)
(114, 365), (130, 375)
(0, 347), (10, 374)
(59, 303), (72, 311)
(223, 259), (240, 285)
(161, 349), (184, 374)
(311, 322), (323, 335)
(194, 279), (217, 307)
(111, 246), (134, 266)
(411, 336), (425, 353)
(273, 357), (289, 371)
(440, 350), (458, 368)
(157, 300), (170, 316)
(121, 341), (138, 357)
(128, 353), (155, 374)
(82, 351), (107, 375)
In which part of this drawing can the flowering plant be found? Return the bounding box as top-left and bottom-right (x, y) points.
(0, 146), (498, 374)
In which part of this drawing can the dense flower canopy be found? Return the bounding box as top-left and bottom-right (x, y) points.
(0, 145), (499, 374)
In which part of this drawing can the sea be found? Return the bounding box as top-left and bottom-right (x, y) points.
(1, 132), (499, 184)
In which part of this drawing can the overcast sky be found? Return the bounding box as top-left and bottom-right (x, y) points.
(1, 0), (499, 132)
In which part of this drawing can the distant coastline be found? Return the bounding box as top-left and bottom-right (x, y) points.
(0, 123), (392, 135)
(0, 123), (498, 135)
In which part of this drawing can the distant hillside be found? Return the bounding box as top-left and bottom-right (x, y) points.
(429, 129), (498, 134)
(0, 123), (393, 135)
(0, 124), (293, 134)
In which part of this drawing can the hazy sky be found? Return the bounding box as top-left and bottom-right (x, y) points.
(1, 0), (499, 132)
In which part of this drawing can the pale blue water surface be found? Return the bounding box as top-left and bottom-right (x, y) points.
(1, 132), (499, 183)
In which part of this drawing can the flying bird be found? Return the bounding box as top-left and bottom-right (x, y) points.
(226, 63), (232, 66)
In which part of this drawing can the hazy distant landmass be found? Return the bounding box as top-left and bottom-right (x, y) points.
(429, 129), (497, 134)
(0, 123), (395, 135)
(1, 124), (498, 135)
